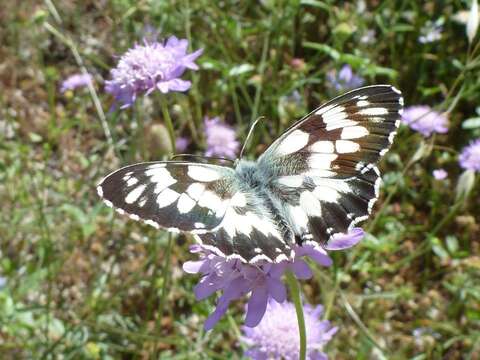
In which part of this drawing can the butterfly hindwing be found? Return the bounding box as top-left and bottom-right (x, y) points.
(97, 161), (291, 263)
(258, 85), (403, 246)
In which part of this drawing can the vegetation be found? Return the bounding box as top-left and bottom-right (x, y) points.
(1, 1), (480, 358)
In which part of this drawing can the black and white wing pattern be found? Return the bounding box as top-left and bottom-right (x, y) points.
(258, 85), (403, 247)
(97, 162), (292, 263)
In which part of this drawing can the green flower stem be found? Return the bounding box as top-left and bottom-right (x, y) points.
(159, 95), (176, 153)
(285, 271), (307, 360)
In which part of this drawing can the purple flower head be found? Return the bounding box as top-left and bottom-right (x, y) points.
(433, 168), (448, 180)
(459, 138), (480, 171)
(175, 137), (190, 152)
(105, 36), (203, 108)
(204, 116), (240, 159)
(326, 65), (365, 92)
(418, 20), (443, 44)
(401, 105), (448, 137)
(242, 300), (338, 360)
(60, 73), (92, 93)
(183, 228), (364, 330)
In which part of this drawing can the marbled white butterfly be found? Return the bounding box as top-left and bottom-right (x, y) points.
(97, 85), (403, 263)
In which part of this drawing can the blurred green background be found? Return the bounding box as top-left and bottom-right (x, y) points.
(1, 0), (480, 358)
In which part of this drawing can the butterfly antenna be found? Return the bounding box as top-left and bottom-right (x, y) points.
(239, 116), (264, 159)
(170, 153), (235, 164)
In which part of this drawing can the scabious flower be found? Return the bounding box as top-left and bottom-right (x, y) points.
(183, 229), (364, 330)
(418, 20), (443, 43)
(175, 137), (190, 152)
(105, 36), (203, 108)
(204, 116), (240, 159)
(433, 169), (448, 180)
(401, 105), (448, 137)
(459, 138), (480, 171)
(60, 73), (92, 92)
(242, 300), (338, 360)
(326, 65), (365, 92)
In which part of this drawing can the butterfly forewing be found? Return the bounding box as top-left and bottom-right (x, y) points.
(97, 162), (238, 233)
(258, 85), (403, 246)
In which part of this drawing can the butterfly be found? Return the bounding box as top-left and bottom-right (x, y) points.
(97, 85), (403, 264)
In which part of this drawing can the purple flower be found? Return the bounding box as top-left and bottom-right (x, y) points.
(459, 138), (480, 171)
(419, 20), (443, 44)
(60, 73), (92, 92)
(433, 169), (448, 180)
(204, 116), (240, 159)
(326, 65), (365, 92)
(105, 36), (203, 108)
(183, 229), (364, 330)
(242, 299), (338, 360)
(401, 105), (448, 137)
(175, 137), (190, 152)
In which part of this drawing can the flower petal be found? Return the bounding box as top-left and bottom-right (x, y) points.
(266, 277), (287, 302)
(324, 228), (364, 250)
(182, 260), (204, 274)
(291, 259), (312, 279)
(245, 286), (268, 327)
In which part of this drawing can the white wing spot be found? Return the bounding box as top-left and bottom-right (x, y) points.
(97, 186), (103, 197)
(340, 126), (369, 139)
(326, 119), (357, 131)
(359, 107), (388, 116)
(276, 129), (309, 155)
(126, 177), (139, 187)
(310, 140), (334, 153)
(145, 220), (160, 229)
(356, 100), (370, 107)
(186, 183), (205, 200)
(335, 140), (360, 153)
(188, 166), (221, 182)
(388, 131), (397, 144)
(177, 193), (196, 213)
(194, 222), (206, 229)
(299, 191), (322, 217)
(309, 153), (338, 169)
(157, 188), (180, 208)
(138, 197), (147, 207)
(230, 192), (247, 207)
(391, 86), (401, 94)
(313, 186), (339, 202)
(399, 97), (404, 106)
(198, 191), (224, 214)
(315, 104), (335, 115)
(277, 176), (304, 188)
(125, 184), (146, 204)
(129, 214), (140, 221)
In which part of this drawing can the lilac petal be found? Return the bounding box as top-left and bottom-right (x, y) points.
(245, 286), (269, 327)
(158, 79), (191, 93)
(324, 228), (364, 250)
(194, 276), (222, 300)
(222, 277), (251, 301)
(268, 262), (288, 278)
(182, 260), (204, 274)
(183, 48), (204, 70)
(266, 277), (287, 302)
(291, 259), (313, 279)
(308, 251), (333, 266)
(204, 295), (231, 331)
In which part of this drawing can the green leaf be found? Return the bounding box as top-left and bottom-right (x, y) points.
(461, 117), (480, 129)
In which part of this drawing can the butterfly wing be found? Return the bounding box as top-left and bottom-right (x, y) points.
(97, 161), (291, 263)
(257, 85), (403, 245)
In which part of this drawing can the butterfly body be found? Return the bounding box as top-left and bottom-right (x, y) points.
(97, 85), (403, 263)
